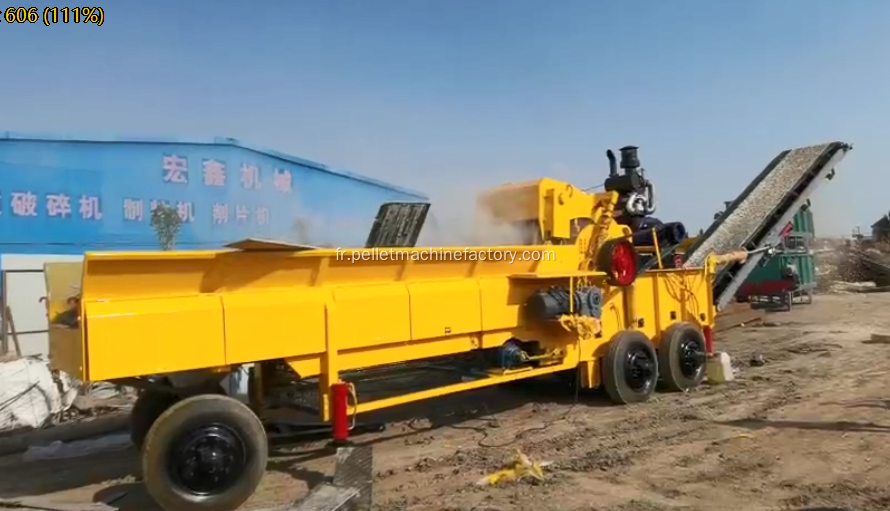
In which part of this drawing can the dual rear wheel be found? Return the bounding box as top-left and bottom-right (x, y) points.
(602, 322), (707, 404)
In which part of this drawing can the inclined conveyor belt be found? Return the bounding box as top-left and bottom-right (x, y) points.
(683, 142), (852, 311)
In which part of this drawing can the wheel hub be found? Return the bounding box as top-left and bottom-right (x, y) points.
(678, 338), (705, 379)
(624, 348), (655, 391)
(168, 424), (246, 496)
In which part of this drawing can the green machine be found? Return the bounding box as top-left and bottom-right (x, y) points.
(733, 200), (817, 309)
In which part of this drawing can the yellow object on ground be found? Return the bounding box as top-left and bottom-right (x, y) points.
(476, 449), (546, 486)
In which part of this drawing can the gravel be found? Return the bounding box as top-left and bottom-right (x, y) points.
(685, 143), (836, 267)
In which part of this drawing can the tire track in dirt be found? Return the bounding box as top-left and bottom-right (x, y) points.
(371, 296), (890, 510)
(5, 295), (890, 511)
(371, 375), (808, 510)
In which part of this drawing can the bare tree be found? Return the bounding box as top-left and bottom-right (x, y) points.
(150, 204), (182, 251)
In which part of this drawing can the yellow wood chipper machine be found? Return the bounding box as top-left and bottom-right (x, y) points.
(42, 142), (851, 511)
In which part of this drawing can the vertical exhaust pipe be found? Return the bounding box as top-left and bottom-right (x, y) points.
(607, 150), (618, 177)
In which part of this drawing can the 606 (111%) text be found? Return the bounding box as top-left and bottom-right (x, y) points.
(2, 7), (104, 25)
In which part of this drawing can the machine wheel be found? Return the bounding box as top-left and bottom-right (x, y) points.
(603, 330), (658, 404)
(142, 394), (268, 511)
(657, 322), (707, 392)
(131, 389), (180, 451)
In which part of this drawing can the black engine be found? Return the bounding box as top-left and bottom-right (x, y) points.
(603, 145), (688, 259)
(604, 146), (656, 222)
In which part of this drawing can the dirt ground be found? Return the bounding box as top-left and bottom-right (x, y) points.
(4, 292), (890, 511)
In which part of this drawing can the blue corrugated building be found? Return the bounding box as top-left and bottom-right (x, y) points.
(0, 132), (427, 357)
(0, 132), (427, 253)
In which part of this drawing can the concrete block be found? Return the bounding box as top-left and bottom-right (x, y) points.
(706, 352), (734, 384)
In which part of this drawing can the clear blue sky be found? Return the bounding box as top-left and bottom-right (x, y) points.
(2, 1), (887, 236)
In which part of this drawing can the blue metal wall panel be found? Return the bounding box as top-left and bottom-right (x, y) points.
(0, 133), (427, 253)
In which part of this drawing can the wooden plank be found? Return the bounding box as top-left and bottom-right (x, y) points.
(0, 414), (129, 457)
(715, 302), (764, 332)
(0, 497), (115, 511)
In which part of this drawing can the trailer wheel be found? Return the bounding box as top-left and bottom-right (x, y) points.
(658, 322), (707, 392)
(603, 330), (658, 404)
(131, 389), (180, 451)
(142, 394), (267, 511)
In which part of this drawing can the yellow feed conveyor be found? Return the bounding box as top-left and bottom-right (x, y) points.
(47, 238), (714, 395)
(52, 243), (576, 380)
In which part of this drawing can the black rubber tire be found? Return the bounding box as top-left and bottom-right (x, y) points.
(603, 330), (658, 404)
(657, 322), (707, 392)
(142, 394), (268, 511)
(130, 389), (180, 451)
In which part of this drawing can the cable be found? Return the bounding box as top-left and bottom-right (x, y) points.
(347, 382), (359, 431)
(410, 368), (583, 449)
(475, 394), (578, 449)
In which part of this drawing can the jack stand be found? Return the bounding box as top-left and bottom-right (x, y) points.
(329, 438), (353, 449)
(331, 381), (351, 446)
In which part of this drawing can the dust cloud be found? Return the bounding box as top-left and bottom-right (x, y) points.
(274, 179), (539, 249)
(416, 182), (532, 248)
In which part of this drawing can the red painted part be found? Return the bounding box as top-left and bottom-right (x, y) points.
(610, 240), (638, 286)
(331, 382), (350, 443)
(673, 254), (684, 268)
(779, 221), (793, 239)
(703, 326), (714, 354)
(736, 279), (794, 298)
